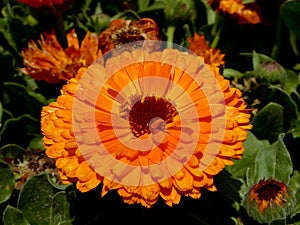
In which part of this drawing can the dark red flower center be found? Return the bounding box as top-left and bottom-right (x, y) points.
(128, 96), (178, 137)
(256, 182), (282, 201)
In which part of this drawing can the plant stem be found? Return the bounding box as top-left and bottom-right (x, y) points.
(271, 16), (283, 60)
(55, 9), (67, 49)
(210, 14), (221, 48)
(211, 28), (221, 49)
(166, 25), (176, 48)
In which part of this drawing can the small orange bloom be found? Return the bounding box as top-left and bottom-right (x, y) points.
(41, 45), (252, 208)
(21, 29), (102, 83)
(188, 33), (225, 73)
(208, 0), (262, 24)
(98, 18), (161, 54)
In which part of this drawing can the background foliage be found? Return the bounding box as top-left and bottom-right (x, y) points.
(0, 0), (300, 224)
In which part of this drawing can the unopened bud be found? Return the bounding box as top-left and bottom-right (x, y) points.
(255, 61), (287, 84)
(163, 0), (197, 25)
(243, 178), (295, 223)
(91, 13), (111, 34)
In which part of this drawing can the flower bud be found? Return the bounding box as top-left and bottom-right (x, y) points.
(91, 13), (111, 34)
(243, 178), (295, 224)
(255, 61), (287, 84)
(162, 0), (197, 25)
(90, 3), (111, 34)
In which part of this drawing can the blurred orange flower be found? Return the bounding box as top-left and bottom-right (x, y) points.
(41, 47), (252, 207)
(208, 0), (262, 24)
(18, 0), (73, 13)
(21, 29), (102, 83)
(98, 18), (161, 54)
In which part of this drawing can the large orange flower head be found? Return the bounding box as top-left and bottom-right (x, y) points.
(21, 29), (102, 83)
(98, 18), (161, 54)
(41, 41), (252, 208)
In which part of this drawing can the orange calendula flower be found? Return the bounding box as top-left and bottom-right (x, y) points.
(188, 33), (225, 69)
(244, 178), (295, 223)
(98, 18), (161, 54)
(21, 29), (102, 83)
(208, 0), (262, 24)
(41, 42), (252, 208)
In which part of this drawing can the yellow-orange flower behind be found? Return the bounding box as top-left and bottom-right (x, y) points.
(41, 41), (252, 208)
(21, 29), (102, 83)
(208, 0), (262, 24)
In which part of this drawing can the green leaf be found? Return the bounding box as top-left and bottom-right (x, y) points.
(289, 30), (299, 56)
(270, 220), (291, 225)
(223, 68), (245, 79)
(293, 63), (300, 70)
(0, 45), (16, 80)
(290, 171), (300, 217)
(0, 18), (18, 53)
(240, 51), (274, 70)
(228, 131), (268, 181)
(0, 144), (26, 160)
(27, 91), (48, 105)
(17, 173), (73, 225)
(28, 136), (45, 150)
(3, 205), (30, 225)
(215, 170), (243, 204)
(251, 102), (285, 141)
(110, 9), (140, 21)
(3, 205), (31, 225)
(200, 0), (216, 25)
(4, 82), (46, 112)
(23, 75), (38, 91)
(0, 160), (14, 204)
(253, 133), (293, 184)
(284, 70), (300, 94)
(288, 215), (300, 225)
(138, 0), (151, 11)
(252, 51), (261, 70)
(137, 1), (165, 13)
(231, 216), (244, 225)
(50, 192), (73, 225)
(291, 119), (300, 138)
(0, 101), (3, 125)
(227, 132), (272, 199)
(18, 173), (53, 225)
(0, 114), (39, 146)
(242, 0), (256, 3)
(46, 175), (72, 191)
(155, 0), (196, 24)
(0, 3), (37, 54)
(281, 0), (300, 38)
(268, 86), (299, 124)
(10, 5), (38, 27)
